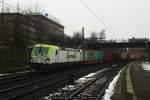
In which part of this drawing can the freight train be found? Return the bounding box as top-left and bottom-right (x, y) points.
(30, 44), (143, 71)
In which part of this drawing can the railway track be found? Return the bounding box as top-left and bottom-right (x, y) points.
(0, 68), (32, 80)
(68, 67), (120, 100)
(0, 73), (70, 100)
(0, 71), (38, 90)
(0, 63), (111, 100)
(48, 63), (125, 100)
(0, 71), (30, 80)
(65, 68), (112, 100)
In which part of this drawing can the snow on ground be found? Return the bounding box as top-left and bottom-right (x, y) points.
(0, 73), (11, 76)
(43, 68), (108, 100)
(101, 70), (122, 100)
(16, 70), (31, 74)
(142, 62), (150, 72)
(43, 72), (98, 100)
(85, 73), (96, 78)
(75, 73), (96, 84)
(61, 85), (76, 91)
(0, 70), (31, 77)
(75, 68), (108, 84)
(112, 64), (117, 67)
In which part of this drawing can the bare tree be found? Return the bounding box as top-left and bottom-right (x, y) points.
(72, 31), (83, 47)
(99, 29), (106, 42)
(89, 32), (98, 42)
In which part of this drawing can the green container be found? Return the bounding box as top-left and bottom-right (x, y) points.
(96, 50), (104, 61)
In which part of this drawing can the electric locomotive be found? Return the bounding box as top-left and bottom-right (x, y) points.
(31, 44), (82, 70)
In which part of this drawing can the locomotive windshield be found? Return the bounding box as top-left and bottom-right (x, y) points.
(32, 47), (49, 56)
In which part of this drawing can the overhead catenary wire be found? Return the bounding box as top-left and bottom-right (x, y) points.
(93, 0), (104, 19)
(92, 0), (113, 31)
(80, 0), (112, 34)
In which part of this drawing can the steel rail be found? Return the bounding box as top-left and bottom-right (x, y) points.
(6, 67), (102, 100)
(96, 67), (121, 100)
(65, 68), (112, 100)
(0, 65), (105, 100)
(0, 73), (70, 100)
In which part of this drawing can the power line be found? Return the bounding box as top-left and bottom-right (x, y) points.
(93, 0), (112, 31)
(80, 0), (112, 33)
(93, 0), (104, 19)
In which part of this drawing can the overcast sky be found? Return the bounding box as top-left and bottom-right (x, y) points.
(5, 0), (150, 39)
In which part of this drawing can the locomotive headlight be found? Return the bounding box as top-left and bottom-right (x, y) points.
(31, 58), (33, 62)
(46, 59), (50, 63)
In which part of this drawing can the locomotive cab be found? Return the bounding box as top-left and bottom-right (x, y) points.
(31, 44), (58, 65)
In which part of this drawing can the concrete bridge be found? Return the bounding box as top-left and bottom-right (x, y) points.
(81, 42), (150, 48)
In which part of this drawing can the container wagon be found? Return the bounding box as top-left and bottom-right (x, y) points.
(83, 50), (104, 64)
(128, 48), (144, 60)
(103, 49), (112, 63)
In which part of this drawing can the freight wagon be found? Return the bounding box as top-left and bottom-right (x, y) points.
(103, 49), (112, 63)
(121, 52), (128, 60)
(83, 50), (104, 64)
(128, 48), (144, 60)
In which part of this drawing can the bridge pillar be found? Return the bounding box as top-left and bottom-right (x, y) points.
(145, 41), (150, 60)
(148, 44), (150, 60)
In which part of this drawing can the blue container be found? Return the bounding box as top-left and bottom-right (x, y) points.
(96, 50), (104, 61)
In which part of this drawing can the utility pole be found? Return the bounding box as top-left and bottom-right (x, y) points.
(1, 0), (5, 45)
(82, 27), (85, 61)
(16, 3), (20, 13)
(145, 41), (150, 60)
(1, 0), (3, 13)
(82, 27), (84, 41)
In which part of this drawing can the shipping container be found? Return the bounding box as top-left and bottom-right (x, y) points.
(121, 52), (128, 59)
(128, 48), (144, 60)
(83, 50), (96, 60)
(112, 52), (121, 61)
(96, 50), (104, 63)
(83, 50), (96, 64)
(104, 49), (112, 62)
